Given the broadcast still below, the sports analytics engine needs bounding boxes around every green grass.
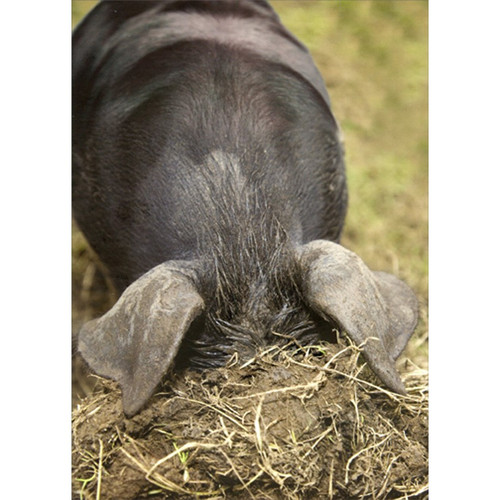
[72,1,97,29]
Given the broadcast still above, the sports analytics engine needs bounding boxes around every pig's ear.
[78,262,204,416]
[299,240,418,394]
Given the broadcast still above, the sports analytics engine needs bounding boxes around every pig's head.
[78,240,418,416]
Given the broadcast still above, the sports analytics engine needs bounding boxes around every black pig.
[73,0,418,416]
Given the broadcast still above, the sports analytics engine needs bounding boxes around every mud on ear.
[299,240,418,394]
[78,262,204,417]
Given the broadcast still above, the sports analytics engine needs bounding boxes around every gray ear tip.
[122,397,143,418]
[77,320,105,374]
[379,367,407,396]
[372,270,420,359]
[391,378,407,396]
[367,352,409,396]
[78,318,98,347]
[377,271,419,307]
[121,382,152,417]
[399,277,420,321]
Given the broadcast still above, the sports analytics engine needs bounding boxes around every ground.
[72,1,428,498]
[73,341,428,499]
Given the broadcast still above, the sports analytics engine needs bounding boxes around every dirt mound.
[72,338,428,499]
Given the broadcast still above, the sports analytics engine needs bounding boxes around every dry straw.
[72,338,428,500]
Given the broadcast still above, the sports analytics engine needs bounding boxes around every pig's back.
[72,1,347,289]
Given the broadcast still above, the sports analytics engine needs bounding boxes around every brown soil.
[73,339,428,500]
